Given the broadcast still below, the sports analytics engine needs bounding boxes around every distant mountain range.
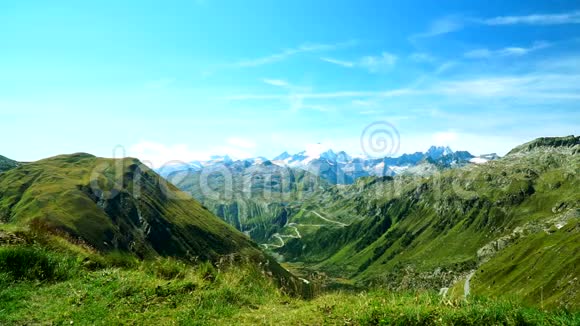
[162,145,499,244]
[159,146,500,185]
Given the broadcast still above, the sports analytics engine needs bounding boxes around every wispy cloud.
[260,79,322,112]
[435,74,580,99]
[482,11,580,25]
[414,11,580,39]
[263,78,290,87]
[225,88,413,101]
[409,52,436,63]
[228,71,580,102]
[129,141,211,167]
[322,52,397,72]
[433,61,456,75]
[464,41,551,59]
[352,99,376,107]
[320,57,354,67]
[360,52,397,72]
[129,139,261,166]
[432,131,459,145]
[233,40,356,67]
[412,16,465,39]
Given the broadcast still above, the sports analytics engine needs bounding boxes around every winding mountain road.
[273,234,285,247]
[288,225,302,238]
[312,211,349,227]
[260,212,346,248]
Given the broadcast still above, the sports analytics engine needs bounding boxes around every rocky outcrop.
[507,135,579,155]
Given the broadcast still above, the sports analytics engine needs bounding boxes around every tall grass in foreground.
[0,246,78,282]
[0,244,577,325]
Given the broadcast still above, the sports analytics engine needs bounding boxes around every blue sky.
[1,0,579,166]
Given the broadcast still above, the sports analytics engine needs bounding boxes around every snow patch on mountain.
[158,145,497,185]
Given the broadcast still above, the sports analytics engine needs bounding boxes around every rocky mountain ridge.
[159,145,493,186]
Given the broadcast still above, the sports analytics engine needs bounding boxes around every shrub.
[198,261,218,282]
[0,246,77,282]
[103,251,139,269]
[145,258,187,280]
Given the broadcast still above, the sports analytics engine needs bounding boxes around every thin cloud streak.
[409,52,437,63]
[233,40,357,67]
[411,16,465,39]
[263,79,290,87]
[225,89,414,101]
[226,72,580,101]
[320,57,355,67]
[464,41,551,58]
[435,74,580,99]
[321,52,398,72]
[414,10,580,39]
[482,11,580,25]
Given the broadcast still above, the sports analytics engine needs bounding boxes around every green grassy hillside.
[0,155,18,173]
[0,153,310,297]
[277,136,579,309]
[1,245,576,325]
[472,218,579,310]
[507,135,579,155]
[0,153,255,259]
[168,162,329,243]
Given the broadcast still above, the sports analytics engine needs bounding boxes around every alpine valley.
[162,136,580,311]
[4,1,580,324]
[0,136,578,325]
[163,146,497,246]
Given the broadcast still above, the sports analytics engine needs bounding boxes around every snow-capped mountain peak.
[336,151,352,163]
[426,146,454,160]
[157,145,484,185]
[319,149,337,161]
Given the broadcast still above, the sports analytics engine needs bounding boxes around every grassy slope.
[0,153,312,297]
[1,245,577,325]
[0,155,18,173]
[278,139,579,309]
[0,153,256,260]
[472,219,579,310]
[508,135,580,155]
